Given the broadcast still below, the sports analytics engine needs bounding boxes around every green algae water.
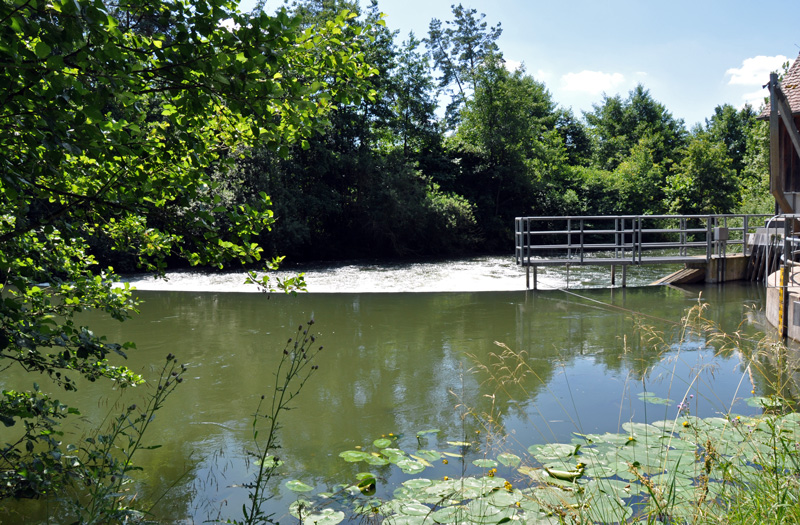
[0,280,783,522]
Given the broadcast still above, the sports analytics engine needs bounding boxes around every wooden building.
[763,52,800,213]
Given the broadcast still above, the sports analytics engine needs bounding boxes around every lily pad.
[402,478,433,490]
[285,479,314,492]
[413,449,441,462]
[373,438,393,448]
[622,422,665,437]
[339,450,371,463]
[397,501,432,516]
[637,392,674,405]
[473,458,498,468]
[396,458,426,474]
[528,442,579,460]
[497,453,521,467]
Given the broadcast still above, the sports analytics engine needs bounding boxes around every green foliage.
[701,104,758,177]
[281,410,800,525]
[0,0,373,504]
[666,138,740,214]
[737,119,773,214]
[66,355,186,524]
[585,84,688,172]
[448,59,571,246]
[425,3,502,126]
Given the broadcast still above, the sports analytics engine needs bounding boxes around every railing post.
[743,215,749,256]
[637,216,643,264]
[567,218,572,260]
[680,217,686,257]
[706,216,712,262]
[580,219,585,264]
[525,218,531,267]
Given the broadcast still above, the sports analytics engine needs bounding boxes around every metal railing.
[515,214,772,267]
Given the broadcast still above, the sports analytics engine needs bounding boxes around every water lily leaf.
[465,499,515,524]
[447,441,471,447]
[396,458,426,474]
[423,479,458,497]
[353,500,383,515]
[473,458,498,468]
[255,455,283,467]
[747,396,783,408]
[528,443,578,460]
[637,392,674,405]
[497,452,521,467]
[588,478,642,498]
[289,499,314,518]
[382,448,407,463]
[397,501,432,516]
[526,485,581,507]
[402,478,433,490]
[622,422,664,437]
[429,506,461,523]
[583,492,632,522]
[373,438,393,448]
[486,488,521,506]
[442,451,463,458]
[339,450,371,463]
[584,432,633,445]
[286,479,314,492]
[383,516,430,525]
[357,475,377,496]
[409,454,434,467]
[413,450,441,462]
[416,428,440,436]
[365,455,390,466]
[302,509,346,525]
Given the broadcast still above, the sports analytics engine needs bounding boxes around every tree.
[702,103,758,177]
[0,0,373,501]
[585,84,688,172]
[425,3,502,127]
[449,59,569,246]
[665,138,739,214]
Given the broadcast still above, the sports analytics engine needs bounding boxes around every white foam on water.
[117,255,671,293]
[117,256,567,293]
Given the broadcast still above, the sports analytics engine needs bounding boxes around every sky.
[244,0,800,128]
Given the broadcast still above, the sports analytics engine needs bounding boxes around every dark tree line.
[157,0,772,265]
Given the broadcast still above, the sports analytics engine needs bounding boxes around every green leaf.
[373,438,392,448]
[34,41,52,59]
[496,453,521,467]
[286,479,314,492]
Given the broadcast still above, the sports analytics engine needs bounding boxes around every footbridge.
[514,214,773,289]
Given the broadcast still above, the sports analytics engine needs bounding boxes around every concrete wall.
[765,269,800,341]
[684,254,750,284]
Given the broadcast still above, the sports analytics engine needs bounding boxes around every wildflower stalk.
[235,320,321,525]
[72,353,186,524]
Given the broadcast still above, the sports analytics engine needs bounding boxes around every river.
[0,257,779,523]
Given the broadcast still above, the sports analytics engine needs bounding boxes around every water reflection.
[0,282,781,522]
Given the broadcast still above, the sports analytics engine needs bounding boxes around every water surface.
[1,265,777,522]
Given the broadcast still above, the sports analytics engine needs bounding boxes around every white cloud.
[561,71,625,95]
[726,55,788,85]
[741,87,769,110]
[504,59,523,72]
[535,69,553,84]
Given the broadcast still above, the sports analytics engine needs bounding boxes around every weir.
[514,214,772,289]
